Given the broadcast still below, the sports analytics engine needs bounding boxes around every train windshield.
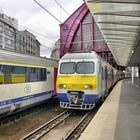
[76,62,94,74]
[60,62,76,74]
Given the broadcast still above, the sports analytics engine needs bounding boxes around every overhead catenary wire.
[13,22,56,51]
[18,22,105,46]
[54,0,69,16]
[59,39,106,45]
[40,45,53,50]
[18,24,55,44]
[33,0,62,24]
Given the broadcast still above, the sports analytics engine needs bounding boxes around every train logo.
[24,85,31,94]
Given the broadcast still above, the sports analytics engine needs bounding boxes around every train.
[0,49,58,118]
[56,51,123,110]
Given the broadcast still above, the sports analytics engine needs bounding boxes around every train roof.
[0,49,58,67]
[61,51,100,60]
[60,51,115,68]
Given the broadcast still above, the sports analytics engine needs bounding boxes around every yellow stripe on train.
[57,75,96,90]
[0,75,4,84]
[0,74,26,84]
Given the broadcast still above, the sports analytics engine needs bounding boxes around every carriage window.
[60,62,76,74]
[76,62,94,74]
[27,67,38,82]
[102,67,105,80]
[27,67,47,82]
[12,66,26,74]
[0,65,47,84]
[0,65,4,74]
[39,68,46,81]
[0,65,4,84]
[11,66,26,83]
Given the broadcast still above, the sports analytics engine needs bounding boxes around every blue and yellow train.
[57,52,122,110]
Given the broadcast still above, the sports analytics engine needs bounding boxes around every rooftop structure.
[0,12,40,56]
[85,0,140,67]
[59,3,124,69]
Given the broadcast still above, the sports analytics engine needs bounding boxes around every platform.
[78,79,140,140]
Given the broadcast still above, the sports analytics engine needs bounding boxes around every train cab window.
[60,62,76,74]
[76,62,94,74]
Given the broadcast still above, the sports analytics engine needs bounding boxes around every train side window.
[1,65,47,84]
[4,65,12,84]
[0,65,4,73]
[102,67,104,80]
[27,67,38,82]
[105,66,108,80]
[12,66,26,74]
[38,68,47,81]
[0,65,12,84]
[11,66,26,83]
[27,67,47,82]
[0,65,4,84]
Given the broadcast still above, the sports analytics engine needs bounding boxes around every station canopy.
[85,0,140,66]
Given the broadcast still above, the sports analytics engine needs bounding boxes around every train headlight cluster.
[84,84,93,89]
[59,84,67,89]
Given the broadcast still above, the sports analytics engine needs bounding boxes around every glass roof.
[86,0,140,66]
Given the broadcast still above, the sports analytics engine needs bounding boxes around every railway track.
[20,90,109,140]
[62,82,118,140]
[0,99,59,128]
[21,110,71,140]
[63,104,102,140]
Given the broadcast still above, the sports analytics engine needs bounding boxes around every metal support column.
[80,23,83,50]
[131,67,135,84]
[138,67,140,87]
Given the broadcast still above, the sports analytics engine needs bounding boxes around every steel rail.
[21,110,71,140]
[0,101,57,128]
[63,106,101,140]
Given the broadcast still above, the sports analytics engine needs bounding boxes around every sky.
[0,0,84,57]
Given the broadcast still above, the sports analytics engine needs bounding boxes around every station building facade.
[58,3,124,69]
[0,12,40,56]
[51,39,60,60]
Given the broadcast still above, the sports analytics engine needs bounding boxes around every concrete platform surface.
[78,79,140,140]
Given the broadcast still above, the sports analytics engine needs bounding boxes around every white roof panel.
[86,0,140,66]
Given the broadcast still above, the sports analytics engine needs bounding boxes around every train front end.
[57,55,98,110]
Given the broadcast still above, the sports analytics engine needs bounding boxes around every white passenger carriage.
[0,49,57,117]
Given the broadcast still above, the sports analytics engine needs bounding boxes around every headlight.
[84,84,93,89]
[59,84,67,89]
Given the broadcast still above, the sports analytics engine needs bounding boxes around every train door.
[54,67,58,96]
